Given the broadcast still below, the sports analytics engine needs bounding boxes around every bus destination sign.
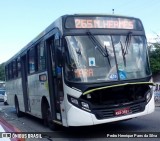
[65,16,142,30]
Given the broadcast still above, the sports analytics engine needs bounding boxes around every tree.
[0,63,5,81]
[149,43,160,74]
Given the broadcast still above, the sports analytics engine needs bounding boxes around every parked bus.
[5,14,155,130]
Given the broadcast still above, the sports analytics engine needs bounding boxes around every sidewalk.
[0,115,25,141]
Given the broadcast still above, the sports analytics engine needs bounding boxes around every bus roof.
[72,13,138,18]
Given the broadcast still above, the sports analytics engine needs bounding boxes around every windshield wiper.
[87,31,111,67]
[120,41,126,67]
[119,32,132,67]
[124,32,132,56]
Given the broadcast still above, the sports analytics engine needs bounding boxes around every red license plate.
[115,108,130,116]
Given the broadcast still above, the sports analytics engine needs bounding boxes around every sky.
[0,0,160,64]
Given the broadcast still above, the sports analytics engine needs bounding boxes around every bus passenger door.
[21,54,30,112]
[46,34,63,123]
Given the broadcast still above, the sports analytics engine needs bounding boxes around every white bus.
[5,14,155,130]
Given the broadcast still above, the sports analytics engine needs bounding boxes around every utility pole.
[112,9,114,14]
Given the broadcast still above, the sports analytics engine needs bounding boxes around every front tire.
[47,109,59,130]
[42,102,59,130]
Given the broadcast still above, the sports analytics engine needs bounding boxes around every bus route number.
[75,19,134,29]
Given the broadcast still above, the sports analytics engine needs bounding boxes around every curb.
[0,117,25,141]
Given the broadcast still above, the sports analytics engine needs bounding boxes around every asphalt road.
[0,102,160,141]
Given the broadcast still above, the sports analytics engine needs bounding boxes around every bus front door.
[21,54,30,112]
[46,35,63,124]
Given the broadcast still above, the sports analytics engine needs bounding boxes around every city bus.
[5,14,155,130]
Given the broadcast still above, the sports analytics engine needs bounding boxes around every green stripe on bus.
[83,82,154,95]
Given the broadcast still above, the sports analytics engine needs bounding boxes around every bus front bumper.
[67,95,155,126]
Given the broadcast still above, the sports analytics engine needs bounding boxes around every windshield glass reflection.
[64,35,151,83]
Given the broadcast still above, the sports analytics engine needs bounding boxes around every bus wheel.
[47,109,59,131]
[15,98,23,117]
[42,103,59,130]
[42,103,48,126]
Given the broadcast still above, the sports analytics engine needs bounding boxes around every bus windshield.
[65,35,151,83]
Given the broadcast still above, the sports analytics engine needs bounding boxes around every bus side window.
[9,63,13,80]
[17,57,21,77]
[28,48,36,74]
[12,60,17,78]
[38,42,46,71]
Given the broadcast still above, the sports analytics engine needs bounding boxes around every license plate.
[115,108,130,116]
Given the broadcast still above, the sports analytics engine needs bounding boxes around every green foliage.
[0,63,5,81]
[149,43,160,74]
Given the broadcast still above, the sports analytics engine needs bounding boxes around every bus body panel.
[147,95,155,114]
[66,94,155,126]
[6,78,25,112]
[67,103,93,126]
[27,71,50,118]
[62,81,155,127]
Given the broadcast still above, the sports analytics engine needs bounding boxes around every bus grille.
[92,102,146,119]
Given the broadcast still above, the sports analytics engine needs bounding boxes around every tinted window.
[38,42,46,71]
[28,48,36,74]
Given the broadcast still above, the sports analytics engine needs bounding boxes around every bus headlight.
[68,95,91,112]
[81,102,89,109]
[70,97,79,105]
[146,91,152,103]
